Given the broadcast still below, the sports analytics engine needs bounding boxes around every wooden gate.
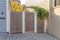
[10,12,44,33]
[37,18,44,33]
[25,12,34,32]
[10,12,22,33]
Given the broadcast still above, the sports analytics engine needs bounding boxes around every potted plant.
[29,6,49,33]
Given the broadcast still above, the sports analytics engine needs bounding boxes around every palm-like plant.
[30,6,48,20]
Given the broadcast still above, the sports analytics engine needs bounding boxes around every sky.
[20,0,26,5]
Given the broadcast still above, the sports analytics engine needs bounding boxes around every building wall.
[25,0,49,10]
[48,6,60,40]
[0,0,6,32]
[47,0,60,39]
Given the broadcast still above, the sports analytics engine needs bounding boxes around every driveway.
[0,33,58,40]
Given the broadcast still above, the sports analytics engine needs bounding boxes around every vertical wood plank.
[10,12,17,33]
[16,13,22,33]
[37,18,44,33]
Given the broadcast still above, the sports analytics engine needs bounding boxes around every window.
[54,0,60,6]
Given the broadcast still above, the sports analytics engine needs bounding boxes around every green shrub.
[30,6,48,20]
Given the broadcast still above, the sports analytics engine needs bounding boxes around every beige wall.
[47,0,60,39]
[25,0,49,10]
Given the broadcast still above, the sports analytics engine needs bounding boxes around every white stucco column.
[20,0,26,33]
[6,0,10,33]
[44,19,47,33]
[22,11,25,33]
[34,13,37,33]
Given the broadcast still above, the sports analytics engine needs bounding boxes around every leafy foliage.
[30,6,48,20]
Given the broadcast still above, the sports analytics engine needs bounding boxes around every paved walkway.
[0,33,58,40]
